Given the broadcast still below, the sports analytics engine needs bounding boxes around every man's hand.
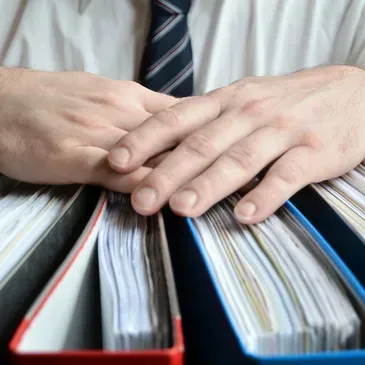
[0,67,176,191]
[108,65,365,223]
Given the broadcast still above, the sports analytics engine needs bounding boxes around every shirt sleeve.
[340,2,365,68]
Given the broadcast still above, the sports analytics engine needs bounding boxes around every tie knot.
[152,0,192,15]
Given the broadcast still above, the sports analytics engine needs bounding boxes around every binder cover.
[9,192,184,365]
[0,184,100,363]
[291,186,365,285]
[169,201,365,365]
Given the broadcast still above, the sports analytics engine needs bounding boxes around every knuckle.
[223,147,256,172]
[206,86,229,102]
[237,81,261,97]
[204,86,232,112]
[300,129,324,150]
[272,113,294,130]
[243,97,274,118]
[181,133,217,159]
[227,81,266,110]
[155,107,186,127]
[204,90,220,105]
[122,130,147,151]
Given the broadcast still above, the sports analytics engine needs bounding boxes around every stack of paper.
[311,163,365,240]
[191,193,361,356]
[98,192,170,351]
[0,176,80,284]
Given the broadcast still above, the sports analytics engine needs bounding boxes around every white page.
[311,163,365,241]
[97,192,170,351]
[0,184,79,284]
[191,192,362,356]
[312,183,365,241]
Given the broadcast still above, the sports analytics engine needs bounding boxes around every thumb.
[69,146,152,192]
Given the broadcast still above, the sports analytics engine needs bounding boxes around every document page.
[191,192,362,356]
[98,192,170,351]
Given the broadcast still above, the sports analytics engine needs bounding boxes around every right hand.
[0,67,177,191]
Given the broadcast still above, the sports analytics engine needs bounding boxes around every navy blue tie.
[140,0,194,97]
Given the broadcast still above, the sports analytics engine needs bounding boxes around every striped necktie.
[140,0,194,97]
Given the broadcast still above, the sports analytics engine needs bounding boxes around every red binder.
[9,192,184,365]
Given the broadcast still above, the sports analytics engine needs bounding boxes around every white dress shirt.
[0,0,365,95]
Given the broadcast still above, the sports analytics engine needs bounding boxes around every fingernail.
[110,147,130,167]
[134,187,158,211]
[235,202,256,221]
[170,190,198,212]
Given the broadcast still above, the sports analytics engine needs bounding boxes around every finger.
[62,107,139,152]
[76,96,152,131]
[67,146,152,192]
[97,107,151,131]
[108,89,229,173]
[84,84,178,126]
[168,127,291,217]
[144,150,171,168]
[237,177,260,194]
[87,126,128,151]
[142,88,180,114]
[233,146,315,224]
[128,111,259,215]
[102,164,152,193]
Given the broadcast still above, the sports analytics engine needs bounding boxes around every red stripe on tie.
[160,61,193,93]
[155,0,180,15]
[147,31,189,76]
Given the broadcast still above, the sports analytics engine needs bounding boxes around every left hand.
[0,68,177,191]
[108,65,365,223]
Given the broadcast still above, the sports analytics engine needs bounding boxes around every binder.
[167,199,365,365]
[3,177,364,365]
[0,184,100,364]
[8,191,184,365]
[291,186,365,284]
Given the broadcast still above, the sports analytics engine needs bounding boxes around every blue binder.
[167,191,365,365]
[291,186,365,284]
